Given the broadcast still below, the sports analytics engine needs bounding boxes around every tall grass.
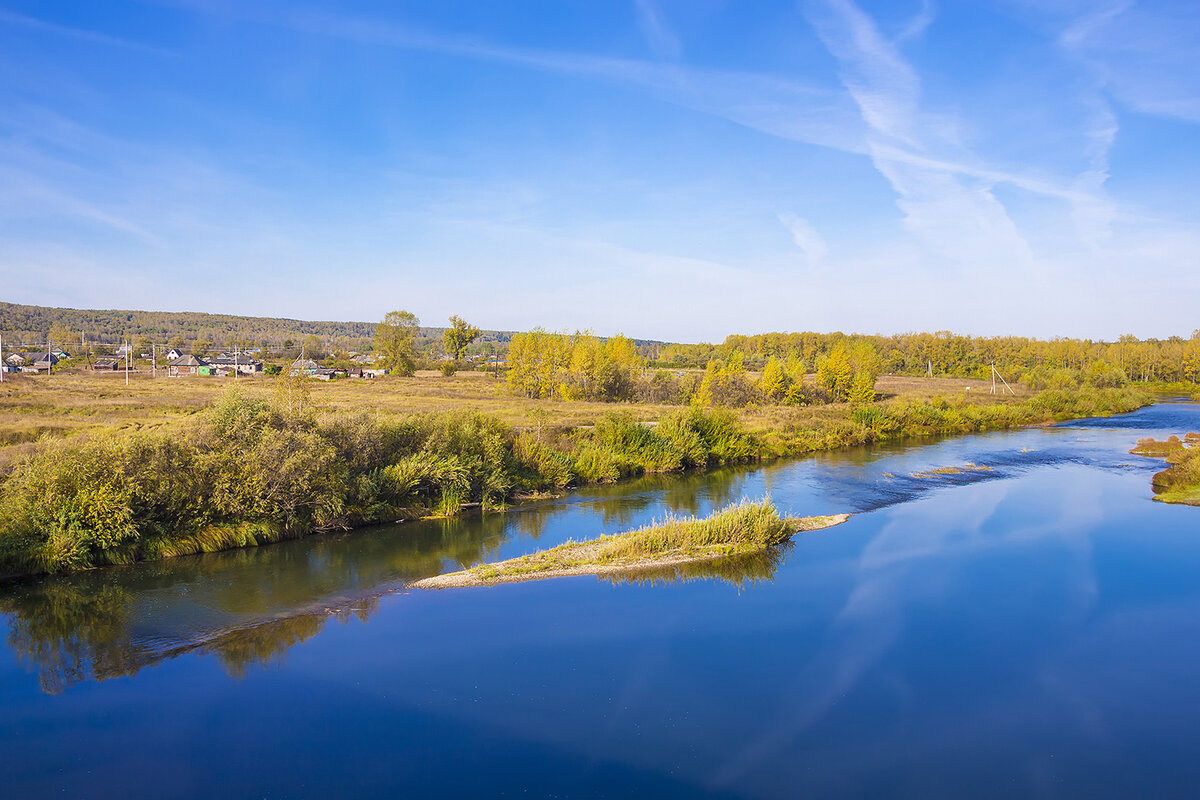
[599,498,791,560]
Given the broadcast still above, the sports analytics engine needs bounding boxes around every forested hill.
[0,302,667,354]
[0,302,382,348]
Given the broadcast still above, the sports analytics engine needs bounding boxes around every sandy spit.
[411,513,851,590]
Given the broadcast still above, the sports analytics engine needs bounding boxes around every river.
[2,401,1198,798]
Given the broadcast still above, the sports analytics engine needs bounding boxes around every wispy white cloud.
[1037,0,1200,122]
[896,0,936,42]
[634,0,682,62]
[805,0,922,148]
[805,0,1041,270]
[777,212,829,266]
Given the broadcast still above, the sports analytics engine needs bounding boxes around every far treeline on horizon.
[2,302,1199,390]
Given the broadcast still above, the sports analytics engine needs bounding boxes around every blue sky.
[1,0,1198,342]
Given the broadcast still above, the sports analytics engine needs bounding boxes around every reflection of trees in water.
[2,581,139,694]
[581,468,750,528]
[212,598,378,678]
[1,580,383,693]
[604,546,787,590]
[508,504,553,541]
[0,509,510,693]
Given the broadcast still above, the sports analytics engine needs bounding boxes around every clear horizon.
[2,1,1198,342]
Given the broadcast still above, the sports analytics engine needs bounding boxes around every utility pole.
[991,363,1015,395]
[1,332,4,383]
[234,345,239,381]
[152,343,156,378]
[125,340,130,386]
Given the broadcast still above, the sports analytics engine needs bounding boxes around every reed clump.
[598,498,794,561]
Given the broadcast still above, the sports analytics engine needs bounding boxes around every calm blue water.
[2,402,1199,798]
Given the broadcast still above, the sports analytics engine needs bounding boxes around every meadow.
[0,368,1035,466]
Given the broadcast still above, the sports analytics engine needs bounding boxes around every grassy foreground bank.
[414,500,849,588]
[0,385,1151,576]
[1131,434,1200,506]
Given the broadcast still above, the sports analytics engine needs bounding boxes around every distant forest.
[0,302,514,356]
[655,330,1200,384]
[0,303,668,360]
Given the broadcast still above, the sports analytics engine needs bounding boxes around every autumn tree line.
[502,326,1200,409]
[655,330,1200,385]
[503,329,881,407]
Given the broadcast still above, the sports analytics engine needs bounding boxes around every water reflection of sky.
[2,402,1200,797]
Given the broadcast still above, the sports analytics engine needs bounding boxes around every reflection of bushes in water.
[0,501,524,692]
[0,569,388,692]
[212,598,378,677]
[580,467,749,528]
[1,581,136,694]
[604,546,787,590]
[509,505,554,541]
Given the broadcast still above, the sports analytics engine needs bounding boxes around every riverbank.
[1131,433,1200,506]
[0,384,1152,576]
[413,501,849,589]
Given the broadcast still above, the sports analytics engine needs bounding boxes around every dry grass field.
[0,367,1033,470]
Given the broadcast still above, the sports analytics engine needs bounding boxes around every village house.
[17,353,58,373]
[208,355,264,374]
[290,358,321,376]
[93,356,122,371]
[167,348,184,360]
[167,354,208,377]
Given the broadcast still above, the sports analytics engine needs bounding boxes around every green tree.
[506,328,568,398]
[47,321,72,352]
[374,311,420,376]
[693,361,720,408]
[849,370,876,405]
[301,335,326,361]
[759,356,788,402]
[816,345,853,401]
[784,352,806,384]
[442,315,481,361]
